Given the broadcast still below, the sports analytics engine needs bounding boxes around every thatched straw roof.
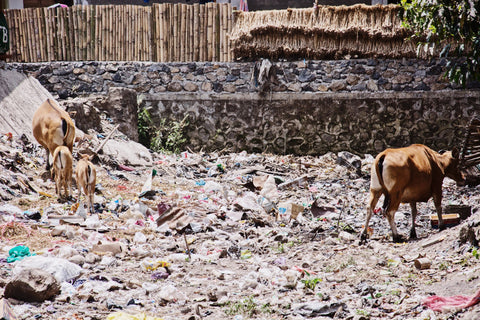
[230,4,417,61]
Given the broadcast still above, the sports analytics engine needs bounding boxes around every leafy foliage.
[401,0,480,86]
[137,107,189,154]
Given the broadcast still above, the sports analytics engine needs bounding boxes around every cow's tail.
[47,99,73,148]
[376,154,390,212]
[61,118,69,144]
[86,164,94,193]
[56,149,64,169]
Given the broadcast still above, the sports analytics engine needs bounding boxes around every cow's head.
[442,147,465,186]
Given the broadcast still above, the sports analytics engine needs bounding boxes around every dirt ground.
[1,132,480,320]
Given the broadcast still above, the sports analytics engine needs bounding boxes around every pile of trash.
[1,130,480,320]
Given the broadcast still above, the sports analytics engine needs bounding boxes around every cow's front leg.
[433,193,445,230]
[409,202,418,239]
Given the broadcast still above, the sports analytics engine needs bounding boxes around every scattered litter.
[1,129,479,318]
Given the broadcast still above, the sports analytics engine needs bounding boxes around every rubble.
[0,129,480,320]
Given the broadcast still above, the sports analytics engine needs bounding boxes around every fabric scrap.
[423,288,480,312]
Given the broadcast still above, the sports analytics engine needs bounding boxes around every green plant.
[389,289,402,297]
[225,296,259,318]
[273,243,285,253]
[439,262,450,271]
[356,309,370,317]
[138,107,189,154]
[401,0,480,86]
[301,275,322,291]
[138,107,155,147]
[473,248,479,259]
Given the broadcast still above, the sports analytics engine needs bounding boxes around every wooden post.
[25,9,33,62]
[109,5,113,61]
[168,3,173,61]
[179,4,185,62]
[200,4,205,61]
[173,4,178,61]
[49,8,55,61]
[159,4,163,61]
[193,4,199,61]
[222,4,228,62]
[94,5,99,60]
[118,5,122,61]
[214,3,219,61]
[126,5,131,61]
[207,3,213,61]
[227,3,232,61]
[102,5,106,61]
[81,5,85,60]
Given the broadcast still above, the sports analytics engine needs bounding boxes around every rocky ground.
[1,124,480,320]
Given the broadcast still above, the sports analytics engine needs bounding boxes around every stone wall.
[7,59,480,155]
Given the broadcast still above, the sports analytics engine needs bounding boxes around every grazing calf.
[75,154,96,214]
[361,144,464,243]
[52,146,73,200]
[32,99,75,170]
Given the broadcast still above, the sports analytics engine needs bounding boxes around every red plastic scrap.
[423,288,480,312]
[118,164,134,171]
[157,203,171,215]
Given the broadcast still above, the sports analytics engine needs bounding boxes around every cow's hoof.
[359,233,369,245]
[409,229,417,239]
[392,234,406,243]
[438,224,446,231]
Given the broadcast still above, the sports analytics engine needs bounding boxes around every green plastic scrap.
[7,245,35,263]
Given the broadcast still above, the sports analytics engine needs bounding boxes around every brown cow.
[361,144,465,243]
[32,99,75,171]
[75,154,96,214]
[52,146,73,200]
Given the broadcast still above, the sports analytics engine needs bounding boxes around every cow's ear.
[451,147,460,159]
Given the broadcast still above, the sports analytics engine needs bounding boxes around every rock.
[392,74,413,84]
[293,301,348,317]
[366,79,378,91]
[95,87,139,141]
[102,139,152,167]
[329,80,346,92]
[287,83,302,92]
[336,151,362,176]
[4,268,60,302]
[13,256,82,283]
[183,82,198,92]
[68,254,86,266]
[92,242,123,255]
[64,98,102,133]
[85,253,101,264]
[346,75,359,85]
[223,83,236,93]
[201,82,213,91]
[167,82,183,92]
[298,69,315,82]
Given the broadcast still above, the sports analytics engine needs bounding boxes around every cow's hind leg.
[385,193,402,242]
[361,189,382,243]
[409,202,418,239]
[45,148,51,171]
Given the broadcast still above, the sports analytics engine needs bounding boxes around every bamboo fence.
[3,3,233,62]
[4,4,417,63]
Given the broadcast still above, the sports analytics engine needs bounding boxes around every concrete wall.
[7,59,480,156]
